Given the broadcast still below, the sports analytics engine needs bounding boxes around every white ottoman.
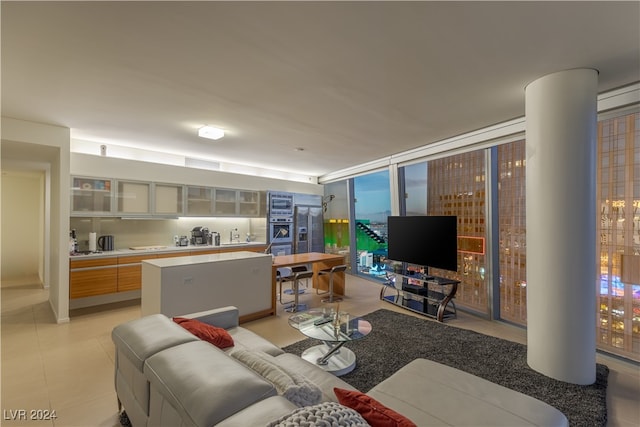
[367,358,569,427]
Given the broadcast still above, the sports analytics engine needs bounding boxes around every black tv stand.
[380,271,460,322]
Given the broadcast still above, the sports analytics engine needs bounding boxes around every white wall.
[1,172,44,282]
[71,153,324,194]
[1,117,71,323]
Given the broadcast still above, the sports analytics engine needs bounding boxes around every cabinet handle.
[70,265,118,272]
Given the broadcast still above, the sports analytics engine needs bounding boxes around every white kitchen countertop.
[142,250,271,268]
[69,242,267,259]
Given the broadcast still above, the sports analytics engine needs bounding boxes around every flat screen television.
[387,215,458,272]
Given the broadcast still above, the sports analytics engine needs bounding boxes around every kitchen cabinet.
[154,183,184,216]
[141,251,272,320]
[189,244,267,255]
[186,186,213,216]
[239,190,261,216]
[117,254,157,292]
[213,188,238,215]
[69,257,118,298]
[70,245,269,304]
[155,252,188,259]
[190,249,219,255]
[72,176,261,218]
[71,177,114,215]
[213,189,261,216]
[117,180,151,215]
[218,244,267,254]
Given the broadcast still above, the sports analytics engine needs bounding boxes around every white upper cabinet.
[185,186,214,216]
[117,180,151,215]
[213,188,238,216]
[154,183,184,216]
[213,189,261,217]
[72,176,260,218]
[238,190,260,216]
[71,177,115,215]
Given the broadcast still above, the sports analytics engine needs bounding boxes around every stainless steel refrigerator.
[294,205,324,254]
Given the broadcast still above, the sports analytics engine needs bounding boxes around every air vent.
[185,158,221,171]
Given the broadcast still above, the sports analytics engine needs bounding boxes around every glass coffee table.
[288,309,372,376]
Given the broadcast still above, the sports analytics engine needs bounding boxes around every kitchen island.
[141,251,273,323]
[68,242,267,309]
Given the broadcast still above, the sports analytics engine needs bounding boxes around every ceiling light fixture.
[198,125,225,140]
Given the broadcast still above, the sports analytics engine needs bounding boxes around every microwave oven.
[268,191,294,217]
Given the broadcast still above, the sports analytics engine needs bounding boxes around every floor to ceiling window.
[403,162,428,215]
[324,107,639,362]
[397,153,489,316]
[497,140,528,325]
[597,111,640,360]
[353,170,391,279]
[323,180,352,271]
[427,151,489,315]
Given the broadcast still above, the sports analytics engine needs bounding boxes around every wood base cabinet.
[117,254,155,292]
[69,258,118,299]
[70,244,268,303]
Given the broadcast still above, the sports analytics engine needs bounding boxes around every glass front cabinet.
[239,190,260,216]
[186,186,214,216]
[116,180,151,215]
[71,177,115,215]
[153,183,184,216]
[213,188,238,215]
[72,176,259,218]
[213,189,261,216]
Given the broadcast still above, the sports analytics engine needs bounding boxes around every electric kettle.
[97,235,114,251]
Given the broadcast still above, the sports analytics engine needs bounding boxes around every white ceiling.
[2,1,639,178]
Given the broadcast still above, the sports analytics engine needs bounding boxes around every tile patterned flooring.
[1,274,638,426]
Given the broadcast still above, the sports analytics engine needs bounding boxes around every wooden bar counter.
[271,253,347,305]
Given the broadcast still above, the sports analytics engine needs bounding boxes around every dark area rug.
[283,308,608,426]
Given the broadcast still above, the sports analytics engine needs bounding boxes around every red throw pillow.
[173,317,234,349]
[334,387,417,427]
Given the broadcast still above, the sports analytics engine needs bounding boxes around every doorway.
[1,166,49,289]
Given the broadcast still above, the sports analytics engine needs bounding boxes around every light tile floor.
[1,274,638,426]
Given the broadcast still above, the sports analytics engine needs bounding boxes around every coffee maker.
[190,226,209,245]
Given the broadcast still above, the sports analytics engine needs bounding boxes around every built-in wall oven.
[268,217,293,255]
[269,217,293,244]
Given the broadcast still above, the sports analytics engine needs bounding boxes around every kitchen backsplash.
[69,217,267,251]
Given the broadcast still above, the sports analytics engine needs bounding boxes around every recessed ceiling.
[2,1,639,177]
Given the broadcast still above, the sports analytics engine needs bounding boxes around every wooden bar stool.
[284,270,314,312]
[318,264,347,303]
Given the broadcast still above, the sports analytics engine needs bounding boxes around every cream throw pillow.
[231,349,322,407]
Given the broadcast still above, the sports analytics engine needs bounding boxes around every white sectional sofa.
[111,306,569,427]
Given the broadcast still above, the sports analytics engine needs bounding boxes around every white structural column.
[525,69,598,385]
